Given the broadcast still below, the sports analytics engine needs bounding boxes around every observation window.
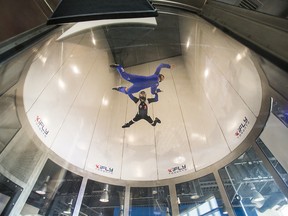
[80,180,125,216]
[130,186,171,216]
[21,159,82,215]
[176,173,227,215]
[219,148,288,216]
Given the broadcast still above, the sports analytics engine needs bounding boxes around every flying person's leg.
[112,86,127,94]
[144,115,161,126]
[110,64,143,83]
[112,83,142,95]
[154,63,171,75]
[110,64,131,81]
[111,65,147,94]
[126,84,144,95]
[122,115,141,128]
[152,117,161,126]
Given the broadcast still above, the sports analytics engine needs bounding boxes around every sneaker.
[122,123,130,128]
[156,89,163,93]
[155,117,161,124]
[112,87,119,91]
[110,63,120,68]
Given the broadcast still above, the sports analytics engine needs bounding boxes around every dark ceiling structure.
[47,0,158,25]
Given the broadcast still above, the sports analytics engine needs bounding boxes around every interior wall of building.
[0,1,288,216]
[0,0,59,43]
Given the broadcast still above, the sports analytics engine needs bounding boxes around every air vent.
[1,139,43,183]
[239,0,262,11]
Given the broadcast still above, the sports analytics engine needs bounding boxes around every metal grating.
[239,0,263,11]
[1,139,43,183]
[0,95,21,153]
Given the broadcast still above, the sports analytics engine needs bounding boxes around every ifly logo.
[35,116,49,137]
[168,164,187,174]
[235,116,249,138]
[96,164,113,174]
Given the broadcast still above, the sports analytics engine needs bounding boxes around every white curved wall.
[23,14,262,181]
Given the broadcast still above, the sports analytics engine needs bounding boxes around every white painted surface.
[23,13,263,180]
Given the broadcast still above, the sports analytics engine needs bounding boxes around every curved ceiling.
[22,10,262,181]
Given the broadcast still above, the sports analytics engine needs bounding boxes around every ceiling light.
[190,193,200,200]
[63,199,73,215]
[189,180,201,200]
[119,205,124,216]
[100,184,109,202]
[36,176,50,195]
[251,189,265,203]
[152,188,158,195]
[250,183,265,203]
[166,207,170,216]
[222,206,228,214]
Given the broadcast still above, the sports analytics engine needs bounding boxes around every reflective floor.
[19,10,263,181]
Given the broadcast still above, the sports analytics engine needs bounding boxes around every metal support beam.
[73,177,88,216]
[124,185,130,216]
[169,183,180,216]
[214,170,236,216]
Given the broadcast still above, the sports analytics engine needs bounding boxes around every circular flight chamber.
[22,9,262,181]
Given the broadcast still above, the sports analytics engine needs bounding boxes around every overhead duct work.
[47,0,158,25]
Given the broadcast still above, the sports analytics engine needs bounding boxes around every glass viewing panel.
[257,138,288,187]
[0,54,29,95]
[130,186,171,216]
[21,159,83,215]
[271,99,288,127]
[176,173,226,216]
[219,147,288,216]
[0,94,21,153]
[0,173,22,215]
[80,180,125,216]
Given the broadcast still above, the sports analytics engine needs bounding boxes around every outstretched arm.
[154,63,171,75]
[147,93,158,104]
[128,94,139,103]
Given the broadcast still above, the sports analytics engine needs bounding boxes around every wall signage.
[235,116,249,138]
[168,164,187,174]
[96,164,114,174]
[35,116,49,137]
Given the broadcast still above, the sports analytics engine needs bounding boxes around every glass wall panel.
[176,173,226,216]
[271,99,288,127]
[0,173,22,215]
[80,180,125,216]
[130,186,171,216]
[21,159,83,215]
[257,138,288,187]
[257,98,288,186]
[0,54,28,95]
[219,147,288,216]
[0,93,21,153]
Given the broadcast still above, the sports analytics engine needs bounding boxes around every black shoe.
[110,63,120,68]
[122,123,130,128]
[112,87,119,91]
[155,117,161,124]
[152,117,161,126]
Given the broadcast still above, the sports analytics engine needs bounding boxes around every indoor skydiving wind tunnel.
[1,0,288,215]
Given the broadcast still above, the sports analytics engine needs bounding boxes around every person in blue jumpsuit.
[122,91,161,128]
[110,63,171,97]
